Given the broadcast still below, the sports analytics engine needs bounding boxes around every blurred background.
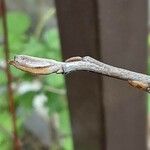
[0,0,149,150]
[0,0,73,149]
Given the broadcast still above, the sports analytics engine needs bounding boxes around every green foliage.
[0,134,11,150]
[46,93,66,115]
[0,71,7,85]
[0,10,73,150]
[0,11,31,35]
[0,111,12,132]
[15,91,36,109]
[59,110,73,150]
[44,74,65,88]
[0,11,31,56]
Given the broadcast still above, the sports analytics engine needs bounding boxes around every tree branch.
[9,55,150,93]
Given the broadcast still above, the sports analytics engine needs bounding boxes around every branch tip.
[10,54,150,93]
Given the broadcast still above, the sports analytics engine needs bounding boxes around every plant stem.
[10,55,150,93]
[0,0,20,149]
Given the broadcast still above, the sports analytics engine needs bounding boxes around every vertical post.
[55,0,105,150]
[98,0,147,150]
[55,0,147,150]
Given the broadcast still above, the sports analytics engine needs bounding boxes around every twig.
[0,0,20,149]
[10,55,150,93]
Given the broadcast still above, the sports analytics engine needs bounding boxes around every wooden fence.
[55,0,147,150]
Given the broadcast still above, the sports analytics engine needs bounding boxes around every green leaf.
[0,71,7,85]
[10,65,25,78]
[8,34,27,54]
[43,28,61,51]
[23,37,47,57]
[0,112,12,149]
[0,11,30,55]
[0,11,31,35]
[0,46,4,58]
[43,28,62,60]
[59,110,72,135]
[44,74,65,88]
[59,110,73,150]
[0,133,11,150]
[46,92,66,115]
[0,92,8,111]
[16,91,35,109]
[0,111,12,132]
[62,137,73,150]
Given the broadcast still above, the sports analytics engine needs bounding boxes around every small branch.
[9,55,150,93]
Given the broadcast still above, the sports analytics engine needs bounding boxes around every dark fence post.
[55,1,105,150]
[55,0,147,150]
[98,1,147,150]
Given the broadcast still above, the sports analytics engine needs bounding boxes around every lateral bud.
[128,80,150,93]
